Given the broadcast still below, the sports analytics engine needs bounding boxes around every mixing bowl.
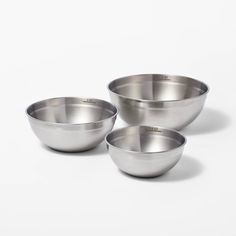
[108,74,209,130]
[26,97,117,152]
[106,126,186,177]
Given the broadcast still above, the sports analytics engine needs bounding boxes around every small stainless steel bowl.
[106,126,186,177]
[26,97,117,152]
[108,74,209,130]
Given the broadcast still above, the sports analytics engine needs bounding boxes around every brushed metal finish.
[106,126,186,177]
[108,74,209,130]
[27,97,117,152]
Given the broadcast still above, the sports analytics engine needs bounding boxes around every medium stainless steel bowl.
[108,74,209,130]
[26,97,117,152]
[106,126,186,177]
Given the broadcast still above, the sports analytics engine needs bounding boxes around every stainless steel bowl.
[26,97,117,152]
[108,74,209,130]
[106,126,186,177]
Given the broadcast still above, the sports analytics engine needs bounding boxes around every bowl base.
[119,169,168,178]
[47,145,98,153]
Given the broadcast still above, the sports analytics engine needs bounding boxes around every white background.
[0,0,235,235]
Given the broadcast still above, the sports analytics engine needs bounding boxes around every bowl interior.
[106,126,185,153]
[27,97,117,124]
[109,74,208,101]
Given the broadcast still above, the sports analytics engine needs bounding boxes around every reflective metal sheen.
[27,97,117,152]
[106,126,186,177]
[108,74,209,130]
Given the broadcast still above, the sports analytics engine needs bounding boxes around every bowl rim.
[26,96,118,127]
[107,73,209,103]
[105,125,187,154]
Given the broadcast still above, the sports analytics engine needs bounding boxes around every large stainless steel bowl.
[108,74,209,130]
[26,97,117,152]
[106,126,186,177]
